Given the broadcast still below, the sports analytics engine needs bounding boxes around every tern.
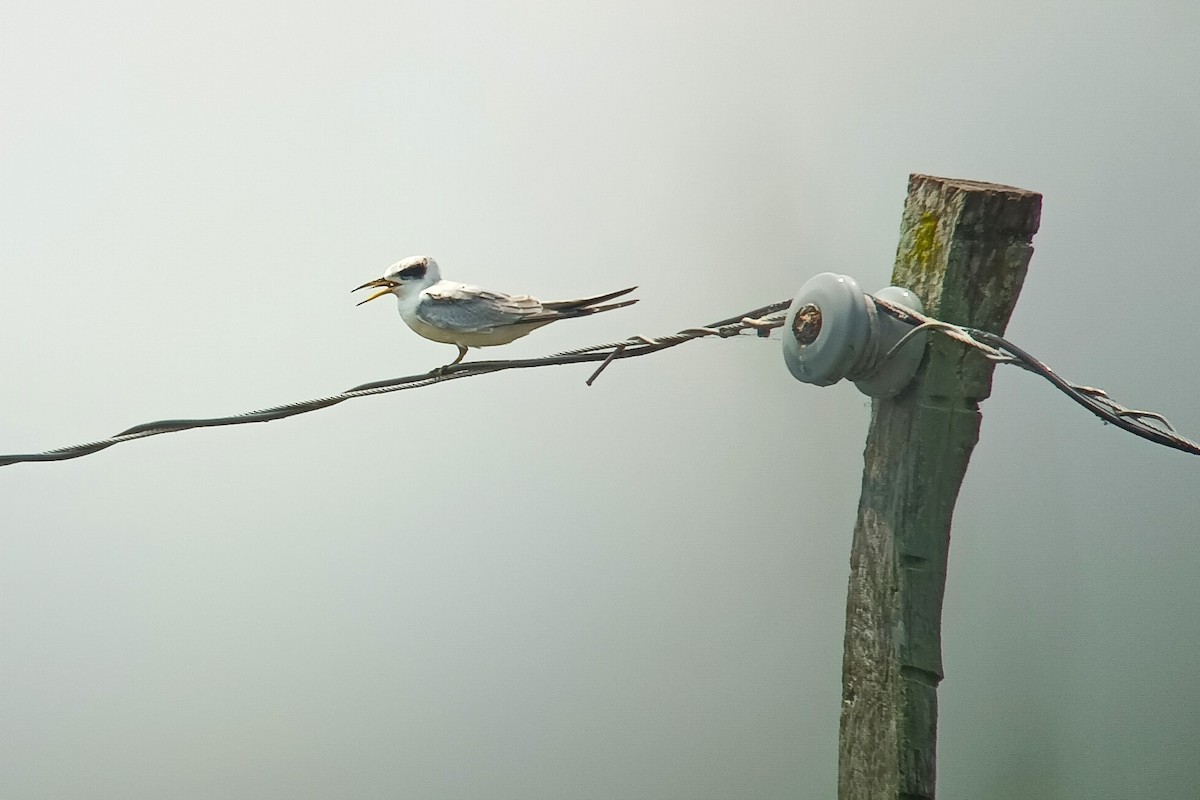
[353,256,638,366]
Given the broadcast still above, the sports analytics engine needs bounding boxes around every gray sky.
[2,2,1198,798]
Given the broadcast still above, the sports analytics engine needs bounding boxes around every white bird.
[352,256,638,366]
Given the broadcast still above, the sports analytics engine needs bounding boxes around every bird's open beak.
[352,278,396,306]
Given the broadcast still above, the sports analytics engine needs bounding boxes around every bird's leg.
[434,345,469,377]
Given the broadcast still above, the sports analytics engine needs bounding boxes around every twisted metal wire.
[3,292,1194,466]
[0,301,791,468]
[871,296,1200,456]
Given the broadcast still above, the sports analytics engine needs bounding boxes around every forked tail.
[531,287,638,321]
[542,286,637,311]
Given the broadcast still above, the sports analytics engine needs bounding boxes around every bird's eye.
[398,265,427,280]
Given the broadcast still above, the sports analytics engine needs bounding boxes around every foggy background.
[2,1,1197,797]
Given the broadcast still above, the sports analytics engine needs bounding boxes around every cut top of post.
[894,174,1042,402]
[897,174,1042,333]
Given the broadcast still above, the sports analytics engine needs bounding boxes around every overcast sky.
[2,2,1198,798]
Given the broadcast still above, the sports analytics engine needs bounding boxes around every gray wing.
[415,284,544,332]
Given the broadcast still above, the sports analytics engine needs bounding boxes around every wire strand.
[3,295,1195,465]
[870,296,1200,456]
[0,302,791,467]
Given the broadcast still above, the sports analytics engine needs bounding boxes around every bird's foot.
[432,345,469,377]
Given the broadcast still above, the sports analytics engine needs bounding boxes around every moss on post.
[838,175,1041,800]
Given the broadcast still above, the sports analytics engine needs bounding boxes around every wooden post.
[838,175,1042,799]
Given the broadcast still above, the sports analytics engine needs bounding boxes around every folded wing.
[416,284,639,332]
[416,285,544,332]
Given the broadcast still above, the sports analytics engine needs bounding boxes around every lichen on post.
[838,175,1042,800]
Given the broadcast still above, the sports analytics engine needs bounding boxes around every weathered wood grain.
[838,175,1041,800]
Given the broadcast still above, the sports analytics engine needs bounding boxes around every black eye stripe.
[397,264,427,280]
